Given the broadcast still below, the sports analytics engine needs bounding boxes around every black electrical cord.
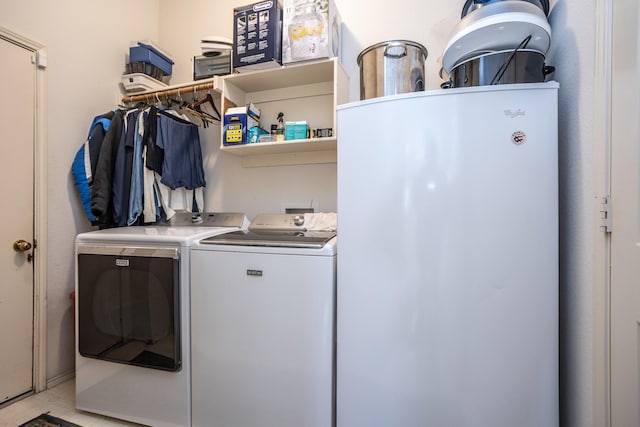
[538,0,549,15]
[461,0,474,18]
[490,35,532,85]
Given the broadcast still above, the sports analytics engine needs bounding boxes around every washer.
[75,212,249,427]
[190,214,337,427]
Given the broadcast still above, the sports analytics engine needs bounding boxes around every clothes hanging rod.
[121,77,219,104]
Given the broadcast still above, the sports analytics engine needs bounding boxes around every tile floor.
[0,380,144,427]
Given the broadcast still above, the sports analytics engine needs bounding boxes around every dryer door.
[77,246,181,371]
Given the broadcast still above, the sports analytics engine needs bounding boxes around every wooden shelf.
[221,136,334,154]
[221,59,336,93]
[222,137,336,167]
[219,58,348,167]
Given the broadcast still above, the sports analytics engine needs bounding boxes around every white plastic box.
[282,0,341,64]
[120,73,167,93]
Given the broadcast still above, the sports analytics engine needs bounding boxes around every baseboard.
[46,370,75,390]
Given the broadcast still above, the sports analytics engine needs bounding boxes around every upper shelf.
[219,58,349,167]
[220,137,337,167]
[221,59,338,93]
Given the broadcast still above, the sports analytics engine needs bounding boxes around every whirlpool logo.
[504,109,526,118]
[115,259,130,267]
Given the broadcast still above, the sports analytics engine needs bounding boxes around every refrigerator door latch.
[599,196,612,233]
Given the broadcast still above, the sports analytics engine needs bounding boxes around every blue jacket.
[71,113,113,223]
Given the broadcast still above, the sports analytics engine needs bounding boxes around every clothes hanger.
[184,106,214,127]
[183,89,219,125]
[162,87,206,127]
[167,89,188,110]
[189,90,221,121]
[176,89,188,107]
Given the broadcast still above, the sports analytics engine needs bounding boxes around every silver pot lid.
[357,40,428,66]
[442,0,551,73]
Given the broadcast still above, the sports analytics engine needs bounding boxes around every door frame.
[600,0,640,425]
[592,0,612,425]
[0,26,48,393]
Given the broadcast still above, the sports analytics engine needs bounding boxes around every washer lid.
[442,0,551,73]
[200,230,337,249]
[75,212,250,245]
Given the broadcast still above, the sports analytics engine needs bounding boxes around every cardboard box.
[282,0,341,64]
[233,1,283,72]
[223,104,261,145]
[285,121,308,140]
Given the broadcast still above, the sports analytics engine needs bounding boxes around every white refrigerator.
[336,82,559,427]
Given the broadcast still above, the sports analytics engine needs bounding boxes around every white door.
[0,35,36,403]
[610,0,640,424]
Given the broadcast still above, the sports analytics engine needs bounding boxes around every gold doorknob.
[13,240,32,252]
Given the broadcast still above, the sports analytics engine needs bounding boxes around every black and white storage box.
[233,0,283,72]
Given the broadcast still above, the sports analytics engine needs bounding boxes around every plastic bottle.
[276,112,285,141]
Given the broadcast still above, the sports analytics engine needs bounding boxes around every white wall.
[0,0,160,383]
[547,1,602,425]
[1,1,602,426]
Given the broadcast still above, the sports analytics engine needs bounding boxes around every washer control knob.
[293,215,305,227]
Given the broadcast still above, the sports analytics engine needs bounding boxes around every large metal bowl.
[446,49,554,88]
[357,40,428,100]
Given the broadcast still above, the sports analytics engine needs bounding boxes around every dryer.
[74,212,249,427]
[190,214,337,427]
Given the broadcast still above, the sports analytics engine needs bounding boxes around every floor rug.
[18,413,83,427]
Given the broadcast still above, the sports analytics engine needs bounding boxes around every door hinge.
[599,196,612,233]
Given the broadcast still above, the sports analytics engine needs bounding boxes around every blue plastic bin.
[129,44,174,75]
